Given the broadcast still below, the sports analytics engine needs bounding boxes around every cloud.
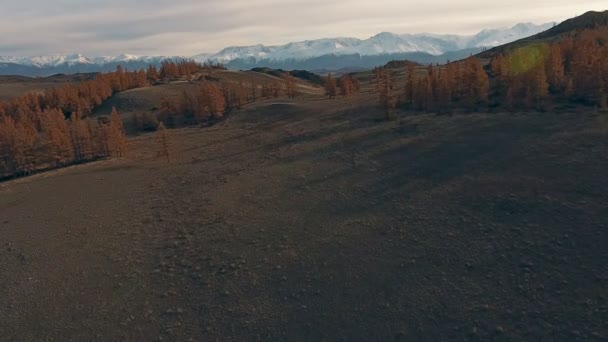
[0,0,605,56]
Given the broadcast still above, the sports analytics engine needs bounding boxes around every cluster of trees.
[373,27,608,115]
[145,59,215,83]
[0,59,206,125]
[490,27,608,109]
[0,58,206,178]
[0,58,214,178]
[339,75,361,98]
[0,66,149,120]
[324,73,361,99]
[155,72,298,129]
[159,83,228,126]
[0,66,153,177]
[375,57,489,114]
[0,107,126,178]
[146,60,203,82]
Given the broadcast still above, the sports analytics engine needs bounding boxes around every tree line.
[0,106,127,178]
[148,72,301,130]
[369,27,608,116]
[146,60,225,82]
[0,59,206,178]
[491,27,608,110]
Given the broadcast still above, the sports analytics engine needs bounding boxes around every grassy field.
[1,72,607,341]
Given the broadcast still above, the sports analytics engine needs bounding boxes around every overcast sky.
[0,0,605,57]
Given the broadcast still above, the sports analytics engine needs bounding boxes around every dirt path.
[1,97,607,341]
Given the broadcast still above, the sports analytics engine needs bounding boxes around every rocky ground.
[1,87,607,340]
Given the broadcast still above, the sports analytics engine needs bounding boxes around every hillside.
[531,10,608,39]
[1,75,607,340]
[479,10,608,57]
[250,68,325,85]
[90,70,321,133]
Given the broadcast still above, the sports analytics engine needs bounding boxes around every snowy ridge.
[196,22,553,63]
[0,54,182,68]
[0,22,553,76]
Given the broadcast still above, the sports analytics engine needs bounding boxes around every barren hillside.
[1,78,606,340]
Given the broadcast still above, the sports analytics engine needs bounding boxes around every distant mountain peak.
[194,22,552,64]
[372,32,399,39]
[0,21,555,76]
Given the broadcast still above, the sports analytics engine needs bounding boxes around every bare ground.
[1,91,607,341]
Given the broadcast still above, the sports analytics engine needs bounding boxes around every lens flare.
[507,43,550,75]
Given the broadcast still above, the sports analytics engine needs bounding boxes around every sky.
[0,0,606,57]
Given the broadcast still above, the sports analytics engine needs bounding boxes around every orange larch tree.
[108,107,127,158]
[324,73,337,99]
[283,72,297,99]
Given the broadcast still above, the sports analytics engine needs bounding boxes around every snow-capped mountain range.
[0,22,553,76]
[0,54,173,68]
[194,22,553,63]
